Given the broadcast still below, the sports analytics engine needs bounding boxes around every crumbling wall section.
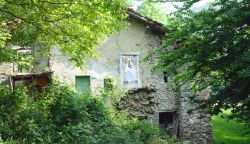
[178,85,213,144]
[117,87,158,121]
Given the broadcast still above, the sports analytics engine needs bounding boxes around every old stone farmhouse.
[0,9,212,143]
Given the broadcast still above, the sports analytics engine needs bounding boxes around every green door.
[75,76,90,93]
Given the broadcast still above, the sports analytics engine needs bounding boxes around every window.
[163,71,168,83]
[159,112,174,125]
[17,63,31,73]
[158,111,178,137]
[75,76,90,93]
[104,78,113,92]
[120,54,141,89]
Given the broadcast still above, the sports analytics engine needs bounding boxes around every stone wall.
[49,19,213,143]
[0,63,12,85]
[50,19,177,114]
[178,85,213,144]
[0,18,213,143]
[117,87,158,121]
[50,18,178,132]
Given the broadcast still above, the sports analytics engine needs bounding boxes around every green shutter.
[75,76,90,93]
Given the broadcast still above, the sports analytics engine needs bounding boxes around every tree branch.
[38,0,75,5]
[0,8,41,30]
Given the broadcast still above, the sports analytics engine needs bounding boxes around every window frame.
[119,53,141,89]
[75,75,91,93]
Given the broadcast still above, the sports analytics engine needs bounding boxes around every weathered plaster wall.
[50,19,213,143]
[0,18,213,143]
[50,19,177,113]
[0,45,14,85]
[0,63,12,85]
[32,43,49,73]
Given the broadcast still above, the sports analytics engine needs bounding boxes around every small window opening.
[159,112,174,124]
[163,72,168,83]
[75,76,90,93]
[17,64,31,73]
[159,111,177,135]
[104,78,113,92]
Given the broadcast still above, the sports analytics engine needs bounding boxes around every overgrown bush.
[0,81,176,144]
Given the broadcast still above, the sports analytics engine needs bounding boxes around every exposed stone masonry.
[178,85,213,144]
[117,87,158,121]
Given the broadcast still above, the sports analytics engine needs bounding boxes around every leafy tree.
[153,0,250,124]
[0,0,127,66]
[137,0,169,24]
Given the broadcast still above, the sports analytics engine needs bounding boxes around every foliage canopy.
[153,0,250,124]
[0,0,127,67]
[137,0,169,24]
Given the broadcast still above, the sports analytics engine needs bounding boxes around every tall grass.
[212,110,250,144]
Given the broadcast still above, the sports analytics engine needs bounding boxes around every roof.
[126,8,167,36]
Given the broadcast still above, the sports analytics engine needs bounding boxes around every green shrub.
[123,120,177,144]
[0,81,176,144]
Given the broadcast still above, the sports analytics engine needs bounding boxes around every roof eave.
[126,8,167,36]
